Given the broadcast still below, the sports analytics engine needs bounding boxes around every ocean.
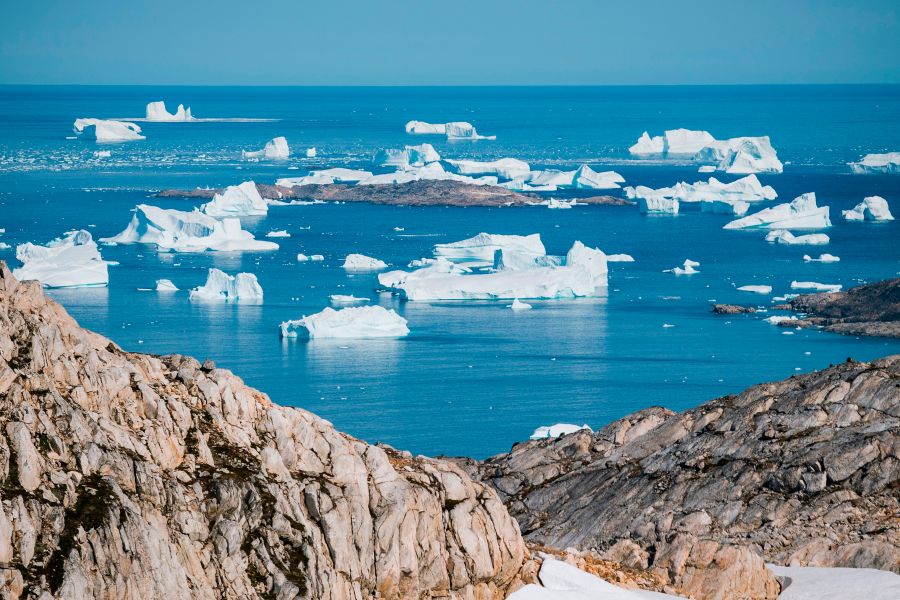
[1,84,898,458]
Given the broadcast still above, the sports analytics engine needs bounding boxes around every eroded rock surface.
[788,278,900,338]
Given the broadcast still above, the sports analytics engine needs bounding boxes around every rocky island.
[784,278,900,338]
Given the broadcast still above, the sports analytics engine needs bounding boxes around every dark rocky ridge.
[786,278,900,338]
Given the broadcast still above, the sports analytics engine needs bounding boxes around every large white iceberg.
[155,279,178,291]
[189,268,263,301]
[737,285,772,294]
[13,230,109,288]
[724,192,830,230]
[445,158,530,180]
[201,181,268,217]
[405,121,447,135]
[524,166,625,191]
[629,129,783,173]
[765,230,830,245]
[242,136,289,159]
[374,143,440,167]
[280,305,409,339]
[626,174,776,205]
[638,196,679,214]
[145,101,194,122]
[530,423,591,440]
[342,253,388,271]
[842,196,893,221]
[849,152,900,174]
[73,118,144,142]
[377,257,470,289]
[405,120,495,140]
[101,204,278,252]
[434,233,546,265]
[790,281,842,293]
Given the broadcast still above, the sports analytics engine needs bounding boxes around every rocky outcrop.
[712,304,756,314]
[462,357,900,599]
[787,278,900,338]
[0,262,529,599]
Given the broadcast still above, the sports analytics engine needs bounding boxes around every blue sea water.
[0,85,898,458]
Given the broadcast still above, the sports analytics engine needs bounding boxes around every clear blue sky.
[1,0,898,85]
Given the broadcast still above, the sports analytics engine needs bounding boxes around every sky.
[1,0,898,86]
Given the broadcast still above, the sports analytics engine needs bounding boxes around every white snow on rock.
[201,181,268,217]
[530,424,591,440]
[737,285,772,294]
[790,281,842,293]
[242,136,289,160]
[724,193,830,230]
[13,230,108,288]
[342,253,388,271]
[101,204,278,252]
[73,118,144,142]
[803,253,840,263]
[266,230,291,238]
[509,557,684,599]
[509,298,532,311]
[155,279,178,291]
[145,101,194,122]
[280,305,409,339]
[849,152,900,174]
[768,564,900,600]
[434,233,546,265]
[189,268,263,302]
[446,158,531,180]
[842,196,894,221]
[765,230,830,245]
[629,129,783,174]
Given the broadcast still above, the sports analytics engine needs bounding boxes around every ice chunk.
[101,204,278,252]
[434,233,546,264]
[266,230,291,238]
[664,129,718,157]
[509,298,532,311]
[305,147,316,157]
[530,424,591,440]
[606,254,635,262]
[445,121,495,140]
[445,158,530,180]
[790,281,842,292]
[94,150,111,158]
[145,101,193,122]
[405,120,447,135]
[803,253,840,263]
[572,165,625,189]
[842,196,894,221]
[357,172,419,185]
[765,315,797,325]
[629,130,783,173]
[189,268,263,301]
[737,285,772,294]
[698,165,716,173]
[242,136,289,160]
[73,118,144,142]
[297,253,324,262]
[665,259,699,275]
[13,230,108,288]
[849,152,900,174]
[395,266,598,301]
[378,257,470,288]
[201,181,268,217]
[329,294,369,304]
[155,279,178,291]
[701,199,750,216]
[309,168,373,183]
[545,198,576,209]
[724,192,830,230]
[629,175,776,204]
[280,305,409,339]
[374,143,440,168]
[765,230,830,245]
[638,197,679,214]
[768,564,900,600]
[628,131,665,156]
[342,253,388,271]
[565,241,608,286]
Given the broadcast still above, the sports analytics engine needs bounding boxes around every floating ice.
[405,121,447,135]
[102,204,278,252]
[189,268,263,301]
[765,315,798,325]
[357,172,419,186]
[509,298,532,311]
[544,198,575,209]
[638,196,679,214]
[607,254,635,262]
[405,120,495,140]
[94,150,111,158]
[266,230,291,238]
[280,305,409,339]
[329,294,369,304]
[446,158,531,180]
[565,241,609,286]
[155,279,178,291]
[724,193,830,230]
[297,253,325,262]
[627,175,776,205]
[803,253,840,263]
[374,143,440,167]
[13,230,108,288]
[790,281,842,293]
[665,259,699,275]
[530,424,591,440]
[849,152,900,174]
[842,196,894,221]
[73,118,144,142]
[145,101,194,122]
[434,233,546,265]
[242,136,289,160]
[306,147,316,157]
[629,129,783,173]
[342,253,388,271]
[737,285,772,294]
[700,199,749,216]
[628,131,666,156]
[765,230,830,245]
[526,166,625,191]
[201,181,268,217]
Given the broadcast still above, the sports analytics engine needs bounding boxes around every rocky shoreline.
[784,278,900,338]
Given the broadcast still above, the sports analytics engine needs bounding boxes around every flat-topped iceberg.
[13,230,108,288]
[842,196,893,221]
[374,143,440,167]
[849,152,900,174]
[102,204,278,252]
[201,181,268,217]
[405,120,495,140]
[155,279,178,291]
[765,230,830,245]
[803,253,840,263]
[145,101,193,122]
[530,423,591,440]
[638,196,679,214]
[524,166,625,191]
[724,192,830,230]
[629,129,783,174]
[405,121,447,135]
[790,280,842,293]
[266,230,290,238]
[737,285,772,294]
[434,233,546,265]
[190,268,263,302]
[377,257,470,289]
[280,305,409,339]
[73,118,144,142]
[242,136,289,159]
[445,158,530,180]
[276,168,374,187]
[342,253,388,271]
[626,174,776,204]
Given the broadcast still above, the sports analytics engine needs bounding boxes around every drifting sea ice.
[790,281,842,293]
[329,295,369,304]
[373,143,440,167]
[530,424,591,440]
[841,196,894,221]
[342,253,388,271]
[201,181,268,217]
[626,175,776,204]
[509,298,532,311]
[638,196,679,214]
[665,259,700,275]
[628,129,783,174]
[724,193,830,230]
[445,158,531,180]
[404,120,447,135]
[848,152,900,174]
[765,230,830,245]
[73,118,145,142]
[434,233,546,265]
[145,101,194,122]
[803,253,840,263]
[280,305,409,339]
[155,279,178,291]
[297,254,325,262]
[737,285,773,294]
[13,230,109,288]
[189,268,263,301]
[306,147,317,157]
[242,136,289,159]
[405,120,495,139]
[266,230,291,238]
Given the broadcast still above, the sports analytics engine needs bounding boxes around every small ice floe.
[93,150,111,158]
[737,285,773,294]
[765,315,797,325]
[842,196,894,222]
[329,294,369,304]
[0,243,9,250]
[790,281,842,293]
[298,253,325,262]
[305,147,316,157]
[145,101,194,122]
[73,118,144,142]
[766,230,830,245]
[189,268,263,302]
[280,305,409,339]
[13,230,109,288]
[544,198,576,209]
[725,192,830,230]
[606,254,635,262]
[508,298,532,311]
[803,253,840,263]
[393,227,405,232]
[266,230,291,238]
[772,293,799,302]
[665,259,700,275]
[155,279,178,292]
[405,120,496,140]
[242,136,289,159]
[848,152,900,174]
[529,423,591,440]
[662,323,675,328]
[201,181,268,217]
[342,253,388,271]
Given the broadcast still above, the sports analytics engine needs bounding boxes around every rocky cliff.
[461,357,900,599]
[786,278,900,338]
[0,262,529,599]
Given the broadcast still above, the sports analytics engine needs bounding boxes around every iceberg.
[724,193,830,230]
[638,196,679,214]
[434,233,546,265]
[266,230,291,238]
[627,174,776,205]
[445,158,530,180]
[329,294,369,304]
[629,129,783,173]
[242,136,289,160]
[405,120,495,140]
[101,204,278,252]
[716,137,783,174]
[155,279,178,291]
[73,118,144,142]
[145,101,193,122]
[305,147,316,157]
[545,198,576,209]
[405,120,447,135]
[765,230,830,245]
[307,168,373,183]
[842,196,894,221]
[628,131,666,156]
[663,128,718,157]
[530,424,591,440]
[201,181,268,217]
[790,281,842,293]
[280,305,409,339]
[665,259,699,275]
[765,315,798,325]
[357,172,419,186]
[526,166,624,190]
[13,230,108,288]
[342,253,388,271]
[378,258,469,289]
[607,254,635,262]
[565,241,609,286]
[737,285,772,294]
[509,298,532,311]
[849,152,900,174]
[297,254,324,262]
[374,143,440,167]
[572,165,625,189]
[803,253,840,263]
[700,199,749,216]
[189,268,263,302]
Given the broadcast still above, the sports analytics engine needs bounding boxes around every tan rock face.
[0,263,528,599]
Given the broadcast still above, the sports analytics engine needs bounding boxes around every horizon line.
[1,82,899,88]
